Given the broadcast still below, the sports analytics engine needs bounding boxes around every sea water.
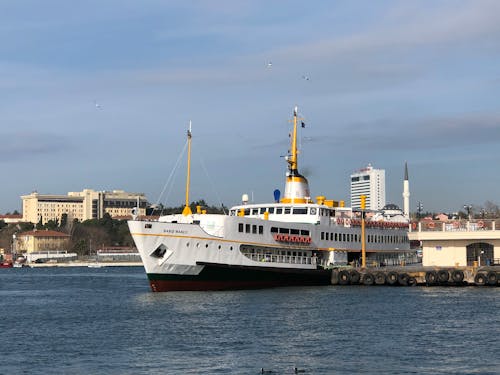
[0,267,498,374]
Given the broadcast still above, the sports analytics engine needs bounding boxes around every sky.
[1,0,500,214]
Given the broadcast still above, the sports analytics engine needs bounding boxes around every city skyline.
[1,1,500,214]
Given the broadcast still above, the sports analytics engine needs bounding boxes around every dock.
[331,266,500,286]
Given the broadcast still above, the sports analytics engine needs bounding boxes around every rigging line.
[198,155,227,214]
[154,140,188,211]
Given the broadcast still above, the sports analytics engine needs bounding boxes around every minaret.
[403,161,410,219]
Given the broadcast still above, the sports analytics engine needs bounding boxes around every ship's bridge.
[229,203,354,224]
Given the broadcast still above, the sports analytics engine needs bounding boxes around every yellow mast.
[289,106,299,171]
[360,195,366,268]
[182,121,193,216]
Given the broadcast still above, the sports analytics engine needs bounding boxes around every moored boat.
[128,107,411,292]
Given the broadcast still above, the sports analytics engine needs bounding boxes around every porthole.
[218,245,221,250]
[186,242,190,247]
[196,243,200,248]
[230,246,233,251]
[310,208,316,215]
[205,244,209,248]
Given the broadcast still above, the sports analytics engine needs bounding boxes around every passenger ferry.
[128,107,411,291]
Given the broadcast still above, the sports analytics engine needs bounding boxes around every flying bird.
[301,75,310,81]
[94,100,102,110]
[267,62,273,68]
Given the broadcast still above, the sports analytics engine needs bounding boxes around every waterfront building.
[15,229,70,253]
[408,219,500,267]
[21,189,148,224]
[0,214,23,224]
[350,164,386,210]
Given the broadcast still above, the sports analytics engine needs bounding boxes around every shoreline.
[26,261,143,268]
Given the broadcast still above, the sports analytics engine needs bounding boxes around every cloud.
[0,131,71,162]
[314,112,500,153]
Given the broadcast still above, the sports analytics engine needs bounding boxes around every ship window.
[271,227,278,233]
[252,225,257,234]
[238,223,243,232]
[279,228,289,234]
[245,224,250,233]
[321,232,324,240]
[244,209,250,215]
[218,245,221,249]
[300,230,309,236]
[284,208,291,214]
[276,208,283,214]
[290,229,299,235]
[251,209,258,215]
[206,244,209,248]
[268,207,275,214]
[259,226,263,234]
[293,208,307,214]
[145,223,152,229]
[325,232,329,241]
[342,234,346,242]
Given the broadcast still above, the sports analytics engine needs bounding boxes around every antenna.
[182,121,193,216]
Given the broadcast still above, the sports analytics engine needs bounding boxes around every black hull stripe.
[147,262,331,292]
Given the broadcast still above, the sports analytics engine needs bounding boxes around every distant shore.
[27,261,143,268]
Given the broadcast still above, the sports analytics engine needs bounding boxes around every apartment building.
[21,189,148,224]
[350,164,386,210]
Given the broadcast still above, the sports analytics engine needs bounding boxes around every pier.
[331,265,499,287]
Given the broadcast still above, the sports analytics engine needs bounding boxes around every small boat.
[128,107,411,292]
[0,261,13,269]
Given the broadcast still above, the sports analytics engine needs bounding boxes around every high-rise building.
[21,189,148,224]
[350,164,386,210]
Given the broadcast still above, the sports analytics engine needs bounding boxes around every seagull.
[301,75,310,81]
[94,100,102,109]
[267,62,273,68]
[294,367,306,373]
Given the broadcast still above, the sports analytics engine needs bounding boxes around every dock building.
[350,164,386,210]
[21,189,148,224]
[408,219,500,267]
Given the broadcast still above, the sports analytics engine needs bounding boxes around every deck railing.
[411,219,498,232]
[242,252,316,266]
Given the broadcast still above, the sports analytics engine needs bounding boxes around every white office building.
[350,164,386,210]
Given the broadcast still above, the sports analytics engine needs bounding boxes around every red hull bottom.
[149,279,329,292]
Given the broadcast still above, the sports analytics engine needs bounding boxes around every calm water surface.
[0,267,498,374]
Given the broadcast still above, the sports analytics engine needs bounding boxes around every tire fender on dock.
[374,272,386,285]
[338,270,351,285]
[407,276,417,286]
[451,269,464,283]
[425,271,438,285]
[362,273,375,285]
[398,273,409,286]
[349,270,361,284]
[486,271,498,286]
[474,273,487,286]
[438,270,449,283]
[387,271,398,286]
